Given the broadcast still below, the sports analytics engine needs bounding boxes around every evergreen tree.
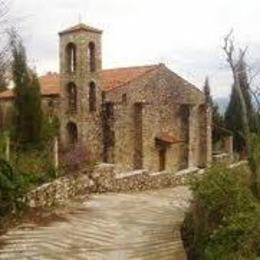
[11,39,42,148]
[225,55,256,152]
[237,56,257,129]
[0,67,7,93]
[204,77,213,106]
[203,77,224,144]
[27,73,42,144]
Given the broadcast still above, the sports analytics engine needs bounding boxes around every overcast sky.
[8,0,260,97]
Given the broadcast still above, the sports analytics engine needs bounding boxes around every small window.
[88,42,96,72]
[122,93,127,104]
[89,82,96,112]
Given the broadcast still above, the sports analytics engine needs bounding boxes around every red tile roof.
[102,65,159,91]
[39,73,60,96]
[0,73,60,100]
[0,65,160,100]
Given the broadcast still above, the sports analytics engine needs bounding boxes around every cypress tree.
[28,73,42,144]
[204,77,213,106]
[203,77,224,144]
[12,39,42,148]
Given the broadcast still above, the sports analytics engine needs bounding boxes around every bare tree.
[248,69,260,115]
[0,0,12,91]
[223,30,251,154]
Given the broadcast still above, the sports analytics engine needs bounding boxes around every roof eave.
[59,27,103,36]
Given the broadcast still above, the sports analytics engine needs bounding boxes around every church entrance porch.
[155,132,183,172]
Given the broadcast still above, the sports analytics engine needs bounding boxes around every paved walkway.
[0,186,191,260]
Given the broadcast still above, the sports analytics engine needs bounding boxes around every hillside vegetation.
[182,163,260,259]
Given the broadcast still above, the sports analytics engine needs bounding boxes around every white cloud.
[9,0,260,98]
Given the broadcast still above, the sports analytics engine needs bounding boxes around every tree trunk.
[233,69,250,155]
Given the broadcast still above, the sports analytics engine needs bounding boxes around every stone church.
[0,23,212,173]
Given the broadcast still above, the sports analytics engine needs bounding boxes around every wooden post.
[53,137,59,176]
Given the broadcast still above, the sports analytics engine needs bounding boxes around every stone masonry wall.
[105,65,210,173]
[59,28,103,161]
[25,163,200,208]
[25,174,94,208]
[90,164,200,193]
[25,160,246,208]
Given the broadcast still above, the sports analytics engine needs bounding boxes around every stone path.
[0,186,191,260]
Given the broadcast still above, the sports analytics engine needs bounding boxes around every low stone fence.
[90,164,201,193]
[25,174,94,208]
[25,164,201,208]
[27,161,245,208]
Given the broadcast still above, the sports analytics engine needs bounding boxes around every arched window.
[66,121,78,145]
[89,81,96,112]
[67,82,77,113]
[66,43,77,73]
[88,42,96,72]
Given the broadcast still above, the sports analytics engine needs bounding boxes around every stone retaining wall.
[25,174,94,208]
[28,162,229,208]
[26,163,201,208]
[90,164,201,193]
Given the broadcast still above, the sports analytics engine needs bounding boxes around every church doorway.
[155,132,180,172]
[159,146,166,171]
[66,121,78,146]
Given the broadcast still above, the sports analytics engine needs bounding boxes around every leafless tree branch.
[223,30,251,154]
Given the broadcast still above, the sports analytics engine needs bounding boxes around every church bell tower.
[59,23,103,160]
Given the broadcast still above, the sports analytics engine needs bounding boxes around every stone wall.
[59,26,103,161]
[105,65,211,173]
[25,163,201,208]
[25,174,94,208]
[90,163,200,193]
[25,161,246,209]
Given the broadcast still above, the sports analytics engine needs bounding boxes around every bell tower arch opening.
[88,42,96,72]
[65,43,77,73]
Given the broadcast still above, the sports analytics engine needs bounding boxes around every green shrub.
[248,133,260,198]
[11,148,56,185]
[183,164,260,260]
[0,131,9,159]
[0,159,29,217]
[40,115,60,146]
[0,147,58,227]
